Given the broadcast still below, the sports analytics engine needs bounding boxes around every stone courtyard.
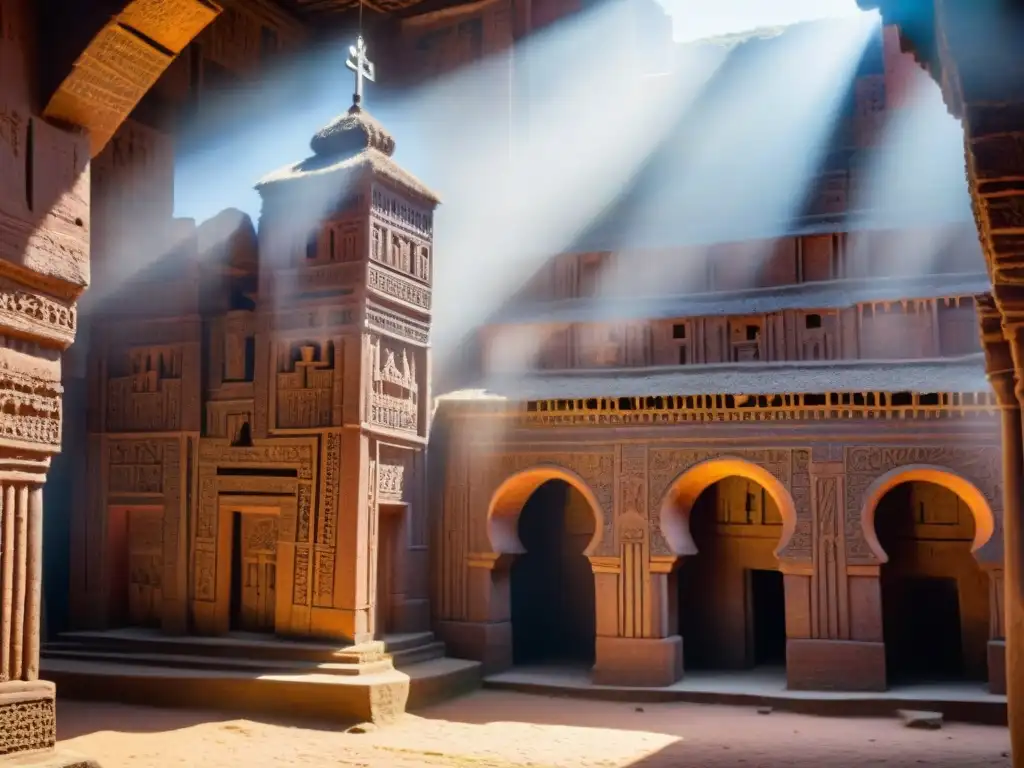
[57,690,1010,768]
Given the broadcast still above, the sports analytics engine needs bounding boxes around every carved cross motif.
[346,35,376,107]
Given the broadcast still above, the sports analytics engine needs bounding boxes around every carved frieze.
[367,264,431,311]
[843,445,1002,564]
[0,277,76,347]
[197,441,314,480]
[279,262,361,297]
[365,301,429,345]
[372,184,433,238]
[0,356,62,449]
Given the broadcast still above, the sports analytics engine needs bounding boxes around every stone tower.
[253,86,439,643]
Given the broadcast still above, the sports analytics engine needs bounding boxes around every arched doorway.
[660,458,796,673]
[676,475,788,670]
[507,479,597,666]
[874,479,989,683]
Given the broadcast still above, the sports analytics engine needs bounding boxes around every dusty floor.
[57,690,1011,768]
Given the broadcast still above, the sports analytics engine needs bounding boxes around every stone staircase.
[41,628,480,722]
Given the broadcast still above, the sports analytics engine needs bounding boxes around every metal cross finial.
[346,35,376,108]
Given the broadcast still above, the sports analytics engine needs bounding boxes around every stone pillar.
[785,450,886,691]
[0,19,92,756]
[591,553,683,688]
[0,483,62,759]
[456,555,513,673]
[994,327,1024,753]
[988,567,1007,695]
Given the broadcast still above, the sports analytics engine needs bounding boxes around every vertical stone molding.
[0,483,55,757]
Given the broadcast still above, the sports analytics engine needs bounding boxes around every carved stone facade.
[429,21,1009,696]
[433,400,1005,691]
[69,103,437,655]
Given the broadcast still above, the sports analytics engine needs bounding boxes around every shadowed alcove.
[875,480,989,684]
[676,475,788,670]
[509,480,597,666]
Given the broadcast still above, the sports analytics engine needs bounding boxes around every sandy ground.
[57,690,1011,768]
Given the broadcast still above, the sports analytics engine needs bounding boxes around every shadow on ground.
[57,689,1012,768]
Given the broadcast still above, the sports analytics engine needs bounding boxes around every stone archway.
[859,464,997,565]
[486,466,604,667]
[487,465,605,557]
[658,456,798,671]
[860,464,997,685]
[42,0,221,157]
[657,456,799,559]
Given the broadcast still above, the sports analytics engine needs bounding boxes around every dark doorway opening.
[510,480,596,666]
[750,569,787,666]
[876,480,987,683]
[884,575,964,682]
[229,512,243,631]
[677,477,787,670]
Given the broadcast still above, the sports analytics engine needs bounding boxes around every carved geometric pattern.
[779,448,812,561]
[844,445,1002,565]
[0,695,56,756]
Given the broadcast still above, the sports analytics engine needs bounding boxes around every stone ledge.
[44,660,412,726]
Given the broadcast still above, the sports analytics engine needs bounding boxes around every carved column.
[0,7,91,755]
[592,444,682,688]
[989,307,1024,745]
[786,446,886,692]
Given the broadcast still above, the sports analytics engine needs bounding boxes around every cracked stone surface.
[56,691,1011,767]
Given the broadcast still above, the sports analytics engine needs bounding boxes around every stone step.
[49,630,387,665]
[40,648,393,676]
[380,632,439,654]
[389,641,447,668]
[40,655,482,723]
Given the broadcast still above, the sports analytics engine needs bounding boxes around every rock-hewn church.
[1,0,1024,765]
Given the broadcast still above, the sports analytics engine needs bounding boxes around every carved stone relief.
[105,344,183,432]
[0,349,62,450]
[368,335,418,433]
[617,444,647,547]
[108,440,164,495]
[274,339,335,430]
[779,448,812,561]
[0,696,55,756]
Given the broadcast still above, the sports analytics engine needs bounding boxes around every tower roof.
[255,105,439,204]
[311,104,396,158]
